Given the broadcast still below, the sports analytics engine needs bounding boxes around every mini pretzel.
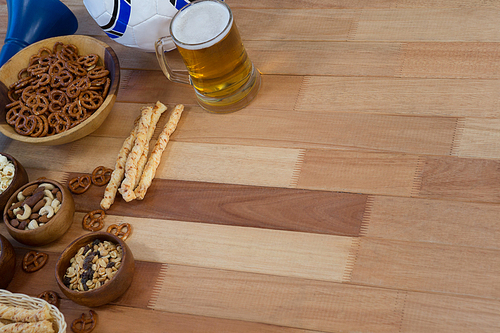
[71,310,97,333]
[78,54,99,67]
[15,114,36,135]
[79,90,103,110]
[68,175,92,194]
[91,166,113,186]
[107,223,132,241]
[82,209,105,231]
[25,94,49,115]
[22,251,48,272]
[37,290,60,308]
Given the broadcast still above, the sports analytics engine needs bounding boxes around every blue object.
[0,0,78,66]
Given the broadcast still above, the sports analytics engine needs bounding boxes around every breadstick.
[134,101,168,188]
[134,104,184,200]
[119,106,153,202]
[0,304,52,323]
[100,116,141,210]
[0,320,54,333]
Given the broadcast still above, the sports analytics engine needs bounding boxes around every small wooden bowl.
[0,234,16,288]
[55,232,135,307]
[0,153,29,212]
[3,179,75,246]
[0,35,120,145]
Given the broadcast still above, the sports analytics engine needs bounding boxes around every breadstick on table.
[0,320,54,333]
[100,116,141,210]
[0,304,52,323]
[119,106,153,202]
[134,104,184,200]
[134,101,168,188]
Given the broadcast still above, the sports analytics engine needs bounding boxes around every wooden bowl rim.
[55,231,133,297]
[3,179,69,234]
[0,35,119,144]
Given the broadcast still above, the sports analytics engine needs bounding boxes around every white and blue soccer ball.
[83,0,194,52]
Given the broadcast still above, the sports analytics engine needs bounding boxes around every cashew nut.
[51,199,61,213]
[17,191,25,202]
[39,183,55,190]
[28,219,39,230]
[13,207,22,215]
[43,189,54,200]
[43,197,53,207]
[39,206,54,218]
[16,204,31,220]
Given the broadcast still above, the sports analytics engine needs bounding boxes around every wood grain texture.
[453,118,500,159]
[365,196,500,250]
[350,237,500,299]
[0,213,357,282]
[417,156,500,203]
[151,264,406,333]
[69,176,368,237]
[297,150,422,196]
[296,77,500,118]
[174,107,458,155]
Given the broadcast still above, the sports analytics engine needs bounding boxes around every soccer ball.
[83,0,195,52]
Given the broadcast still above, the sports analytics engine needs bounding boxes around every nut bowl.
[55,232,135,307]
[0,233,16,288]
[3,179,75,246]
[0,152,29,212]
[0,289,67,333]
[0,35,120,145]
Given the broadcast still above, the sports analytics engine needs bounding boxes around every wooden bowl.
[55,232,135,307]
[0,153,29,212]
[0,35,120,145]
[0,234,16,288]
[3,179,75,246]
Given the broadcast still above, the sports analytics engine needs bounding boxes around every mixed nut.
[63,239,123,292]
[6,182,62,230]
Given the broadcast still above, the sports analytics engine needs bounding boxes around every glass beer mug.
[155,0,261,113]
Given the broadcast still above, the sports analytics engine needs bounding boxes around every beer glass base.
[195,68,261,114]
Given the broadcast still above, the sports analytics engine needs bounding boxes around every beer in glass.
[155,0,261,113]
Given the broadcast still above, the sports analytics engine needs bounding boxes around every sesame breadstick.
[0,320,54,333]
[134,101,168,188]
[134,104,184,200]
[100,116,140,210]
[0,304,52,323]
[119,106,153,202]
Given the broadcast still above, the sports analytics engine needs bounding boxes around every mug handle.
[155,36,191,85]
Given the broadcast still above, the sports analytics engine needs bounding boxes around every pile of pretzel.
[5,42,110,137]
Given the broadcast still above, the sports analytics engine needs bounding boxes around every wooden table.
[1,0,500,332]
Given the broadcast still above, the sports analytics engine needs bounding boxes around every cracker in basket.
[0,319,54,333]
[118,105,153,202]
[0,304,52,323]
[100,116,141,210]
[134,104,184,200]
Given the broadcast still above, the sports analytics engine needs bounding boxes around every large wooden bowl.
[3,179,75,246]
[0,35,120,145]
[55,232,135,307]
[0,153,29,212]
[0,234,16,288]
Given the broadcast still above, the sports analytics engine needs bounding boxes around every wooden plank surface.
[1,0,500,332]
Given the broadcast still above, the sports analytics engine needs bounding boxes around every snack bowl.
[0,152,29,211]
[0,34,120,145]
[55,232,135,307]
[0,289,67,333]
[3,179,75,246]
[0,233,16,288]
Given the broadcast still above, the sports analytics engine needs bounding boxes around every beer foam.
[171,1,232,50]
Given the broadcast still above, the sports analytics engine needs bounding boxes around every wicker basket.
[0,289,67,332]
